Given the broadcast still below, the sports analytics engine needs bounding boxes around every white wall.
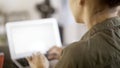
[63,23,87,45]
[0,0,45,19]
[0,0,62,20]
[60,0,75,26]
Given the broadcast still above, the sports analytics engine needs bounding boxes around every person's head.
[69,0,120,29]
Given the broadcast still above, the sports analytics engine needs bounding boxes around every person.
[26,0,120,68]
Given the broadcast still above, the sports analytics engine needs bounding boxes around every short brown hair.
[101,0,120,8]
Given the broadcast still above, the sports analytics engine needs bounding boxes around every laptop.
[6,18,62,68]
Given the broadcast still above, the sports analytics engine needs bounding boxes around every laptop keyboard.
[16,58,29,67]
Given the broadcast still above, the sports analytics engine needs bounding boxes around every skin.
[69,0,119,29]
[26,0,120,68]
[26,53,49,68]
[26,46,62,68]
[46,46,62,60]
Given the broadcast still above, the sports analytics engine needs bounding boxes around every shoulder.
[63,31,109,55]
[63,40,89,56]
[60,32,112,66]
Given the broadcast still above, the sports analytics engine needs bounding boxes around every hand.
[46,46,63,60]
[26,53,49,68]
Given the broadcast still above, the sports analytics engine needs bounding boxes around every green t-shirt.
[55,17,120,68]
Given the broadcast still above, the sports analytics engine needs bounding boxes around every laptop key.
[16,58,29,67]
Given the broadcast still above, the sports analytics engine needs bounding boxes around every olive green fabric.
[55,17,120,68]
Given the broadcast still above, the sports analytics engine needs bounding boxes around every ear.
[80,0,85,6]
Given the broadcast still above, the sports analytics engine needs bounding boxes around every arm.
[55,47,77,68]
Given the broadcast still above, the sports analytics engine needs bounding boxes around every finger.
[36,52,41,57]
[26,56,32,62]
[37,52,47,62]
[32,53,36,58]
[37,52,45,60]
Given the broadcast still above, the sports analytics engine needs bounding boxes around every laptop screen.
[12,23,58,54]
[6,19,62,59]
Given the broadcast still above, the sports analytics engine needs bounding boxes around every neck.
[84,8,118,29]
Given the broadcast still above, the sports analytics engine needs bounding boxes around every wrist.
[36,65,44,68]
[31,65,44,68]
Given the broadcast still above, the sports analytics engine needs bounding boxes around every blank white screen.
[11,23,58,54]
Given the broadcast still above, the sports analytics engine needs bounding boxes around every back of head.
[101,0,120,8]
[85,0,120,17]
[69,0,120,23]
[87,0,120,11]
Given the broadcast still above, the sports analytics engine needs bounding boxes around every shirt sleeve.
[55,47,77,68]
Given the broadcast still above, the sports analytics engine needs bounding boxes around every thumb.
[26,56,32,63]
